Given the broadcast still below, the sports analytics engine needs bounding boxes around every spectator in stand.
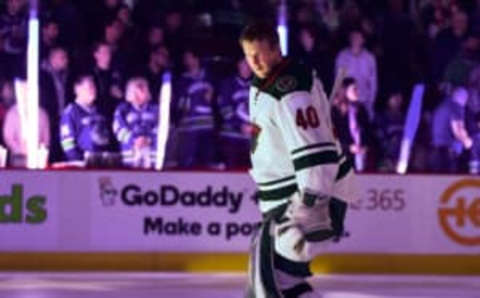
[331,77,372,172]
[378,0,415,105]
[113,77,158,168]
[0,79,13,146]
[102,0,123,21]
[91,42,124,121]
[147,25,165,51]
[60,74,112,162]
[0,34,11,79]
[0,103,5,147]
[116,4,136,46]
[48,0,84,50]
[41,47,71,119]
[3,79,50,167]
[211,0,247,38]
[103,17,126,58]
[335,28,377,120]
[420,0,451,40]
[431,87,473,173]
[375,91,405,171]
[136,24,165,66]
[293,25,333,94]
[443,35,480,87]
[0,78,15,109]
[217,57,251,169]
[0,0,27,56]
[337,0,363,38]
[431,10,470,82]
[427,6,450,40]
[143,45,170,102]
[40,19,60,60]
[466,100,480,174]
[315,0,339,32]
[163,9,187,70]
[467,61,480,118]
[41,46,72,163]
[174,48,217,169]
[117,4,133,29]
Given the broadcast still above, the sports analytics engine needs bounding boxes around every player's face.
[241,39,282,79]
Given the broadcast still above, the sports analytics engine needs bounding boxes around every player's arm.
[273,91,340,200]
[60,110,83,161]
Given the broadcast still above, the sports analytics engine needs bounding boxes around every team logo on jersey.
[275,76,297,93]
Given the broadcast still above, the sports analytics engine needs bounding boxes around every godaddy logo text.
[121,184,243,214]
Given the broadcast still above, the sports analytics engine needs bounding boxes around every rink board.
[0,170,479,273]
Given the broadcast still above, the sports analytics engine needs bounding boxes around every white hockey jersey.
[249,59,356,213]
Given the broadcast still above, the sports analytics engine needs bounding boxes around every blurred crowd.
[0,0,479,174]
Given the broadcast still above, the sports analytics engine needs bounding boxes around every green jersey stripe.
[258,184,298,201]
[291,142,336,155]
[258,175,296,187]
[336,156,354,181]
[293,150,338,171]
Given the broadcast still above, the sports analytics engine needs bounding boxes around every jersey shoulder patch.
[265,61,313,101]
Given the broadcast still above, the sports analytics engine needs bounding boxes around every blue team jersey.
[175,69,216,132]
[218,75,250,139]
[113,101,159,152]
[60,102,112,161]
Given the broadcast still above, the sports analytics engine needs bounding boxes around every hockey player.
[60,74,112,161]
[113,77,158,168]
[240,22,356,297]
[218,57,252,169]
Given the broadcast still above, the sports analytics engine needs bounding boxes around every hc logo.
[438,179,480,246]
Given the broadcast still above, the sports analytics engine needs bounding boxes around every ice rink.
[0,272,478,298]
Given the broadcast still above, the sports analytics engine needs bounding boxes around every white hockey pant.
[247,193,333,298]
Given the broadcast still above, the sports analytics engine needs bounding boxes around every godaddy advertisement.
[0,170,478,254]
[91,173,262,251]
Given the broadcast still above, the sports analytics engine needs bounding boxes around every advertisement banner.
[0,170,478,254]
[89,172,261,251]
